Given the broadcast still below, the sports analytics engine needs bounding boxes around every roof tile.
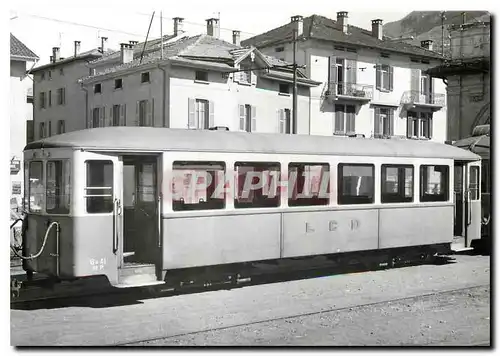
[242,15,444,59]
[10,34,38,60]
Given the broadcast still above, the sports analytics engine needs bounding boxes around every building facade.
[31,42,113,140]
[10,34,39,208]
[242,13,448,142]
[79,19,320,134]
[426,20,490,142]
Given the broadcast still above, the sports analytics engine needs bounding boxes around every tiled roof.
[89,34,178,65]
[10,34,38,60]
[81,34,297,82]
[31,48,113,73]
[241,15,444,59]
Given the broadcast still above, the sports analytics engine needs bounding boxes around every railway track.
[116,284,490,346]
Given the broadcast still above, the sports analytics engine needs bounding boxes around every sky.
[7,0,415,68]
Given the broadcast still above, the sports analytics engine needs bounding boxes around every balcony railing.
[401,91,446,107]
[324,82,374,101]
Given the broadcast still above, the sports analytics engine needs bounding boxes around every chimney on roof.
[173,17,184,36]
[372,19,383,40]
[232,30,241,46]
[120,43,134,64]
[421,40,434,51]
[291,15,304,37]
[129,40,139,47]
[206,18,220,38]
[337,12,348,34]
[49,55,53,63]
[100,37,108,53]
[74,41,81,57]
[52,47,60,63]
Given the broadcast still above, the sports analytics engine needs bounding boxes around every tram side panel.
[281,209,379,258]
[162,213,281,269]
[378,205,454,249]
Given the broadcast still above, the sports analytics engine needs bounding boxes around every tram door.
[453,161,482,250]
[121,155,161,269]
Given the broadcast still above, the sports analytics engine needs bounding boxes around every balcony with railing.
[400,91,446,111]
[322,82,374,102]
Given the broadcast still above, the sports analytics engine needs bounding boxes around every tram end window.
[469,166,480,201]
[28,161,45,213]
[234,162,281,209]
[381,164,414,203]
[288,163,330,207]
[172,161,226,211]
[338,163,374,205]
[46,160,71,214]
[85,160,114,213]
[420,165,449,202]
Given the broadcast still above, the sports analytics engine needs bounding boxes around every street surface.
[11,254,490,346]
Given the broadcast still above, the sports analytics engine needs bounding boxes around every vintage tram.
[19,127,482,288]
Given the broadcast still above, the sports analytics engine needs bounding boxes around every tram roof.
[25,127,481,161]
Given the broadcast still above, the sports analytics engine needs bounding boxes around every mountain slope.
[383,11,490,56]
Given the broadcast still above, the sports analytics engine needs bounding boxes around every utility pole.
[440,11,446,55]
[461,11,466,25]
[291,15,303,135]
[292,27,298,135]
[160,11,163,59]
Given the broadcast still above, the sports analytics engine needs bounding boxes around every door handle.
[467,190,472,226]
[113,198,121,254]
[157,195,162,248]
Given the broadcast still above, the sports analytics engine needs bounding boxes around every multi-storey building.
[10,34,38,208]
[242,13,448,142]
[31,42,114,140]
[79,18,320,134]
[426,20,490,141]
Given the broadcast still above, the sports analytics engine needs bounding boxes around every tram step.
[118,263,158,287]
[451,236,473,252]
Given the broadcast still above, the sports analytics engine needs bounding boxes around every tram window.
[420,165,449,202]
[46,160,70,214]
[85,160,114,213]
[381,165,413,203]
[470,166,480,201]
[172,161,225,211]
[288,163,329,206]
[338,164,374,205]
[28,161,44,213]
[235,162,280,208]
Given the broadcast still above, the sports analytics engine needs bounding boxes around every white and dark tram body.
[22,128,482,288]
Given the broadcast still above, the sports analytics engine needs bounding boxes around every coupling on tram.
[18,127,483,288]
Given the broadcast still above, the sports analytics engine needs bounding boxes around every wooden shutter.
[334,105,344,135]
[346,105,355,135]
[411,69,420,93]
[108,107,113,127]
[328,55,337,93]
[87,109,92,129]
[209,101,215,128]
[375,65,381,90]
[277,109,284,133]
[239,105,245,131]
[146,99,153,127]
[62,88,66,105]
[374,107,381,137]
[99,107,105,127]
[406,115,413,138]
[428,115,433,139]
[251,106,257,132]
[188,98,196,129]
[136,101,140,126]
[389,108,394,136]
[346,59,357,88]
[389,66,394,91]
[120,104,126,126]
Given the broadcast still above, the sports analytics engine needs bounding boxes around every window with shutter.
[208,101,215,128]
[239,105,246,131]
[112,105,120,126]
[251,106,257,132]
[277,109,284,133]
[374,107,381,137]
[334,104,345,135]
[120,104,126,126]
[328,56,337,93]
[346,105,356,135]
[375,65,381,90]
[188,98,195,129]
